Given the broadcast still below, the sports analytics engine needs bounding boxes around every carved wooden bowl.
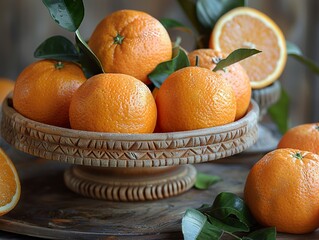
[1,97,259,201]
[252,80,281,119]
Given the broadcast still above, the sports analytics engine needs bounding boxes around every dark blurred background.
[1,0,318,127]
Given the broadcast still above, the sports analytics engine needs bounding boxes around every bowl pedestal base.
[64,164,197,201]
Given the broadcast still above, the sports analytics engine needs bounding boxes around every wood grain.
[0,154,317,239]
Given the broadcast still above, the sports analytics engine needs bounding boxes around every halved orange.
[0,148,21,216]
[209,7,287,89]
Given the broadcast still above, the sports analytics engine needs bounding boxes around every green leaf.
[75,30,104,78]
[207,215,249,233]
[42,0,84,32]
[196,204,211,214]
[34,35,80,61]
[287,41,319,75]
[148,46,190,88]
[286,41,302,55]
[213,48,261,72]
[196,0,246,30]
[268,87,290,134]
[177,0,207,35]
[242,227,276,240]
[194,172,221,190]
[182,209,223,240]
[210,192,256,229]
[160,18,193,34]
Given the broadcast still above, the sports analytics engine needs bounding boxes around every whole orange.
[13,60,86,127]
[0,78,15,104]
[156,66,236,132]
[277,123,319,154]
[88,9,172,84]
[244,148,319,234]
[69,73,157,133]
[188,49,251,120]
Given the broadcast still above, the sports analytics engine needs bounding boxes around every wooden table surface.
[0,139,319,239]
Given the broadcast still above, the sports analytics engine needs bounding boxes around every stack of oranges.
[12,9,260,134]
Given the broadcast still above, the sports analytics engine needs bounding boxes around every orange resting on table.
[209,7,287,89]
[188,48,251,120]
[0,78,15,104]
[277,123,319,154]
[156,66,236,132]
[69,73,157,134]
[244,148,319,234]
[12,60,86,128]
[0,148,21,216]
[88,9,172,84]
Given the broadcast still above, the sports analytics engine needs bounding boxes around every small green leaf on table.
[34,35,80,62]
[194,172,221,190]
[210,192,256,229]
[242,227,276,240]
[42,0,84,32]
[182,209,223,240]
[287,41,319,74]
[148,46,190,88]
[160,18,193,34]
[75,30,104,78]
[196,0,247,30]
[208,215,250,233]
[182,192,276,240]
[268,87,290,134]
[213,48,261,72]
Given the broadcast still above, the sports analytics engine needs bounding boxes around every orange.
[0,78,15,105]
[13,60,86,127]
[156,66,236,132]
[88,9,172,84]
[244,148,319,234]
[69,73,157,133]
[210,7,287,89]
[0,148,21,216]
[277,123,319,154]
[188,49,251,120]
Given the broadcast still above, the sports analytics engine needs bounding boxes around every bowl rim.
[2,97,259,141]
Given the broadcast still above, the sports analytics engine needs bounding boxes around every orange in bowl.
[188,49,251,120]
[69,73,157,134]
[156,66,236,132]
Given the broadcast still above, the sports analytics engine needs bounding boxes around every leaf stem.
[114,33,124,44]
[195,55,199,67]
[55,61,64,69]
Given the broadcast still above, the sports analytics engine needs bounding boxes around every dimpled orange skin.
[188,49,251,120]
[277,123,319,155]
[88,9,172,84]
[12,60,86,127]
[69,73,157,134]
[244,148,319,234]
[156,66,236,132]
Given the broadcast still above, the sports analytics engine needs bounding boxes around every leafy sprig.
[182,192,276,240]
[37,0,103,78]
